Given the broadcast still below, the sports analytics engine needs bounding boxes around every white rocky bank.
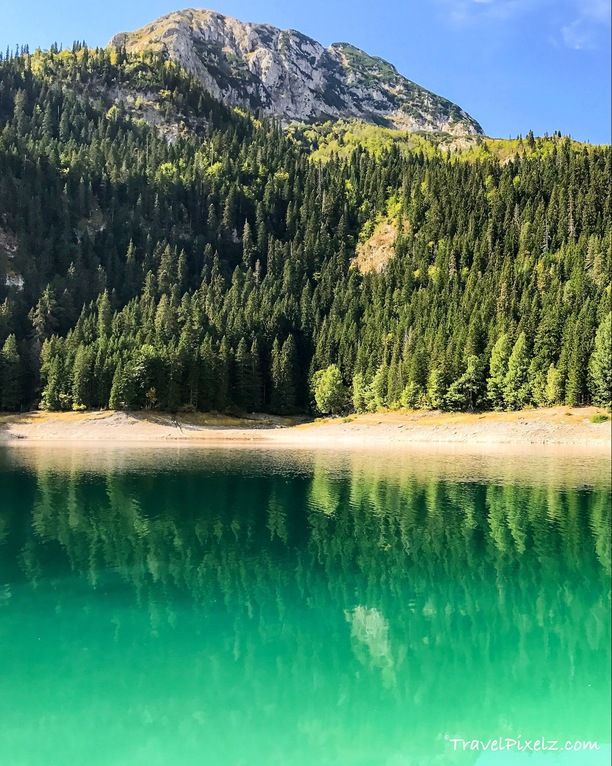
[111,8,482,135]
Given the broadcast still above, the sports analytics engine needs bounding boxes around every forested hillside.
[0,45,610,414]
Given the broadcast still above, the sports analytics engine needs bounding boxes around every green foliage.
[311,364,348,415]
[445,356,485,412]
[503,333,531,411]
[0,46,608,416]
[590,413,610,424]
[399,381,423,410]
[426,365,447,410]
[270,336,297,415]
[352,372,369,413]
[293,120,594,166]
[369,365,388,411]
[544,365,564,407]
[71,345,95,409]
[109,362,127,410]
[487,334,511,410]
[0,334,21,410]
[588,314,612,408]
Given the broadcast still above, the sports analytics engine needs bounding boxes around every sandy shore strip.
[0,407,610,453]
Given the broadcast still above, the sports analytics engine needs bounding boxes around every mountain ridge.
[110,8,483,135]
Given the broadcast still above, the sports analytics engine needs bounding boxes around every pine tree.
[565,306,594,406]
[369,364,388,410]
[234,338,251,410]
[198,336,217,411]
[503,332,530,410]
[426,365,446,410]
[271,336,297,414]
[249,338,263,412]
[352,372,368,413]
[0,335,22,411]
[544,364,563,406]
[487,333,511,410]
[97,291,112,339]
[445,355,485,412]
[242,221,256,269]
[71,344,94,409]
[165,347,182,412]
[40,337,66,411]
[399,381,422,409]
[270,338,282,412]
[109,363,127,410]
[215,338,231,411]
[588,314,611,407]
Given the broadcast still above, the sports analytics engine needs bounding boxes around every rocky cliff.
[111,8,482,135]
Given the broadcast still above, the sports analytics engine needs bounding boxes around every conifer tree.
[249,338,263,411]
[40,338,65,411]
[0,335,21,411]
[215,338,231,411]
[399,381,422,409]
[426,365,447,410]
[97,291,112,339]
[71,345,94,409]
[109,363,126,411]
[234,338,251,410]
[198,337,217,411]
[352,372,368,413]
[270,338,282,413]
[370,364,388,410]
[242,221,256,269]
[588,314,611,407]
[565,307,594,406]
[503,333,530,410]
[445,355,485,412]
[271,336,298,414]
[544,364,563,406]
[487,333,511,410]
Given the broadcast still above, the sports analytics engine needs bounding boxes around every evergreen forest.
[0,45,610,415]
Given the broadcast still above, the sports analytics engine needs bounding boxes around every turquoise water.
[0,447,610,766]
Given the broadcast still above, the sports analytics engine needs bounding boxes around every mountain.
[110,8,482,135]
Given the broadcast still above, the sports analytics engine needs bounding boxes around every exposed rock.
[111,8,482,135]
[0,226,23,290]
[106,85,205,143]
[0,227,18,260]
[353,218,398,274]
[4,273,24,290]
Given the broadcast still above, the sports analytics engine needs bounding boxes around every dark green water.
[0,447,610,766]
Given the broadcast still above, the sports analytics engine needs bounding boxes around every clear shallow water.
[0,447,610,766]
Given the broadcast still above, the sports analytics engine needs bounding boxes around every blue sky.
[2,0,611,142]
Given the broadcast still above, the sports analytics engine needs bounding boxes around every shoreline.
[0,407,610,455]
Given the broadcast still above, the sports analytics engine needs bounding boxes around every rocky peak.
[111,8,482,135]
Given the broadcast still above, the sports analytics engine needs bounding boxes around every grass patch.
[590,413,610,424]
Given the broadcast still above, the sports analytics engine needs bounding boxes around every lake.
[0,446,610,766]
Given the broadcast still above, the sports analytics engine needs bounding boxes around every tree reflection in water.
[0,448,609,765]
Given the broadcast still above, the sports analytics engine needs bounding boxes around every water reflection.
[0,447,609,765]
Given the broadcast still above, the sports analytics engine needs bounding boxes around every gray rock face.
[110,9,482,135]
